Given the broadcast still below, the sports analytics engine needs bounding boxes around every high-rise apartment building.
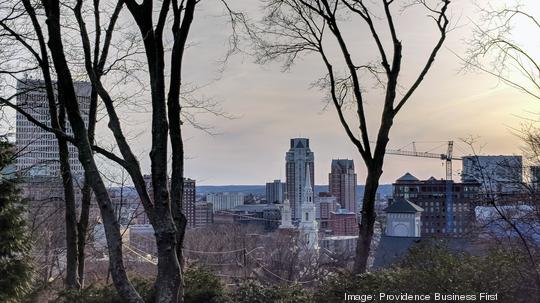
[285,138,314,222]
[329,159,357,213]
[16,79,91,178]
[183,178,196,228]
[266,179,286,203]
[142,175,197,227]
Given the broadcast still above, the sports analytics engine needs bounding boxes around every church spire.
[299,163,318,251]
[304,163,312,192]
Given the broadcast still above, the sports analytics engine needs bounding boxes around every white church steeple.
[299,164,318,250]
[279,192,294,229]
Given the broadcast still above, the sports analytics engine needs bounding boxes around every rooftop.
[385,198,423,214]
[396,172,419,182]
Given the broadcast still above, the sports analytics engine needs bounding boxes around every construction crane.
[386,141,462,234]
[386,141,460,181]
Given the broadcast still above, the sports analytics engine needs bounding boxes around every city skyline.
[3,1,537,186]
[174,0,540,185]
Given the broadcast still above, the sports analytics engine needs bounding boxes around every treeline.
[43,244,536,303]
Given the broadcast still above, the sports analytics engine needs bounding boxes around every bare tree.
[462,136,540,294]
[255,0,450,273]
[462,3,540,290]
[464,2,539,100]
[0,0,143,290]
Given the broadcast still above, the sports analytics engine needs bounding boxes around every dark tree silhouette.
[0,140,32,302]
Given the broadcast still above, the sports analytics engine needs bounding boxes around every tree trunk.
[77,76,98,288]
[77,177,92,286]
[42,1,142,301]
[154,226,182,303]
[354,105,394,274]
[353,167,381,273]
[58,135,80,289]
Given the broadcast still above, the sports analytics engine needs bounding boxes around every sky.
[105,0,540,186]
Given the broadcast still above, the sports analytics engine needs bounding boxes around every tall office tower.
[183,178,196,228]
[329,159,357,213]
[16,79,91,178]
[266,179,286,203]
[285,138,314,222]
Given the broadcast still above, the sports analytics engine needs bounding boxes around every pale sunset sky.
[104,0,540,185]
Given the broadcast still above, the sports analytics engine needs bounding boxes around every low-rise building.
[227,204,281,232]
[320,235,358,255]
[207,192,245,212]
[329,208,358,236]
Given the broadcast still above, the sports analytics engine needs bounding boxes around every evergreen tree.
[0,140,32,302]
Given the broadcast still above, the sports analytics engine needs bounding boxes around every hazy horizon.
[174,0,540,186]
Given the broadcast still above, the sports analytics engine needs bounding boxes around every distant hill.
[196,184,393,199]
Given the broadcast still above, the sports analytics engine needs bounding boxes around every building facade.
[315,192,338,230]
[286,138,315,222]
[194,202,213,228]
[139,175,197,227]
[329,159,357,213]
[329,208,358,236]
[16,79,91,178]
[279,193,294,229]
[183,178,196,227]
[384,198,423,237]
[393,172,481,237]
[227,204,281,232]
[461,155,522,194]
[266,179,286,204]
[207,192,245,212]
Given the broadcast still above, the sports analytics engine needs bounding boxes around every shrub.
[228,280,311,303]
[314,243,537,303]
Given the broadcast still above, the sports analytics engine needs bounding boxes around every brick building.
[329,208,358,236]
[392,172,481,237]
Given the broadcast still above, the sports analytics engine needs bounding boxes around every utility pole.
[243,235,247,280]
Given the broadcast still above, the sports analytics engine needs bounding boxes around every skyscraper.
[329,159,357,213]
[16,79,91,178]
[285,138,314,222]
[266,179,286,203]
